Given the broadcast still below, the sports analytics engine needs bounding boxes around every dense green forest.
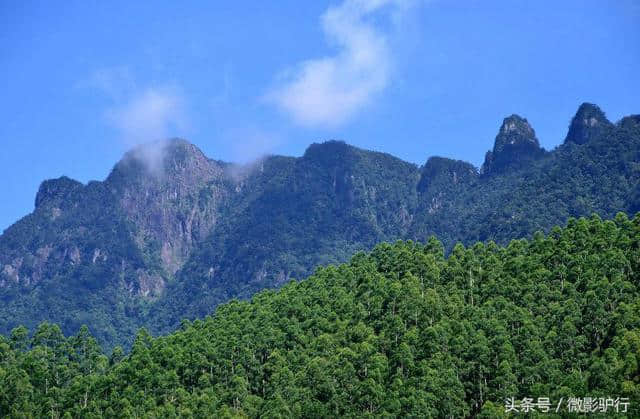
[1,104,639,350]
[2,214,639,417]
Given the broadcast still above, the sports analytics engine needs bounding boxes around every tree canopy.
[2,213,639,417]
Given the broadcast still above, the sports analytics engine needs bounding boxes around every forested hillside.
[1,214,639,417]
[1,103,639,349]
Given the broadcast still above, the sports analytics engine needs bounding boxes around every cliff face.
[1,103,639,349]
[0,139,235,293]
[106,139,234,274]
[0,140,242,346]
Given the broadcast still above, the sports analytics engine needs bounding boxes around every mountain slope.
[152,103,640,336]
[0,140,235,346]
[1,103,639,348]
[152,141,421,329]
[2,214,639,417]
[411,105,640,247]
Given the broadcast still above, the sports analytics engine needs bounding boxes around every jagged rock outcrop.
[564,103,613,145]
[1,102,639,349]
[0,140,236,293]
[481,114,545,175]
[106,139,233,274]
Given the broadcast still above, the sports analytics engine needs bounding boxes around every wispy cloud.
[267,0,409,127]
[104,86,187,147]
[223,125,283,164]
[105,86,187,173]
[80,67,188,172]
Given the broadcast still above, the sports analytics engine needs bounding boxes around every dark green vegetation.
[1,103,639,349]
[2,214,639,417]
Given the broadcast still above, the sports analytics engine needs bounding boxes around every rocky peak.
[35,176,84,209]
[494,115,539,151]
[564,103,612,145]
[481,114,545,175]
[162,139,222,180]
[106,139,232,275]
[108,138,223,187]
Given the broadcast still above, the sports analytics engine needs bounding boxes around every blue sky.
[1,0,639,231]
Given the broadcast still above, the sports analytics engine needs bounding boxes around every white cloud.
[104,86,187,173]
[224,125,283,164]
[267,0,408,127]
[79,67,189,173]
[105,87,187,146]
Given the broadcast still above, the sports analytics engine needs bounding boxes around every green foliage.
[1,214,639,417]
[152,117,640,340]
[1,113,639,351]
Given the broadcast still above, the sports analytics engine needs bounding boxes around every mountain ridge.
[1,102,639,348]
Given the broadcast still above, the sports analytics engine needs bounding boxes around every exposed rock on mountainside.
[106,139,233,274]
[481,114,545,174]
[1,103,639,349]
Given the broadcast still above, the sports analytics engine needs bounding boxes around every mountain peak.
[619,114,640,130]
[481,114,544,175]
[564,103,612,145]
[34,176,84,209]
[495,115,538,150]
[107,138,222,186]
[302,140,361,167]
[303,140,352,156]
[105,139,230,275]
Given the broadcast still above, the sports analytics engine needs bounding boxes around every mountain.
[564,102,614,145]
[1,103,639,348]
[480,114,546,174]
[2,214,639,417]
[106,139,231,275]
[150,141,422,333]
[0,139,236,345]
